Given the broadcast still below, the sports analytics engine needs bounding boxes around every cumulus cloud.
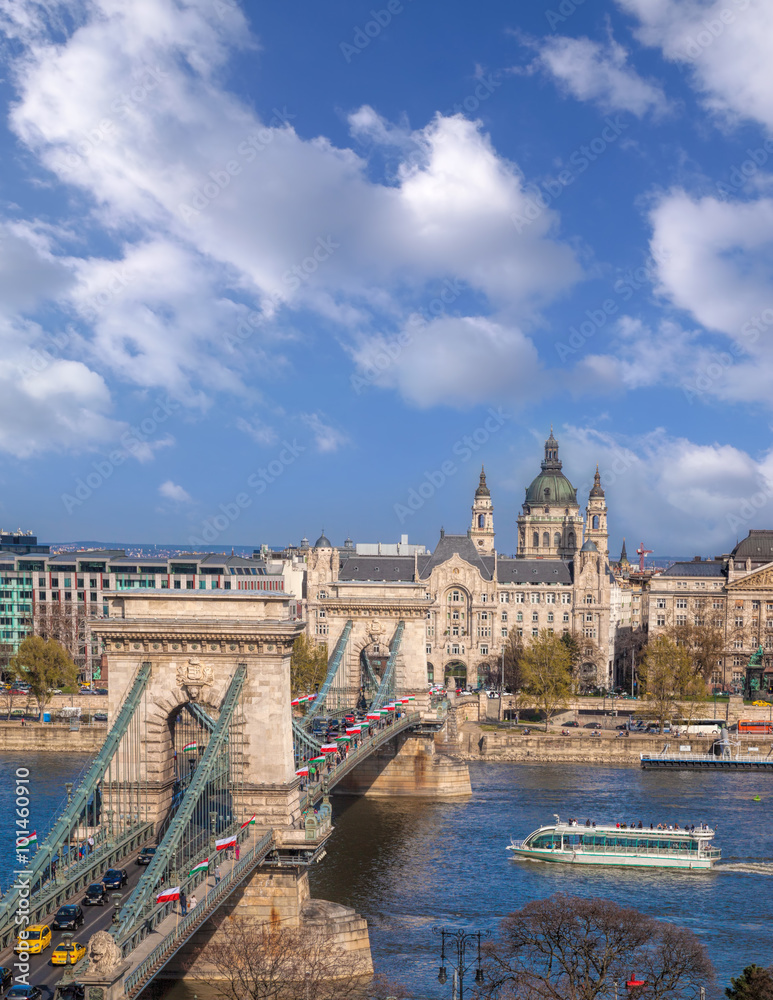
[521,33,671,118]
[158,480,192,503]
[299,413,349,453]
[558,424,773,552]
[617,0,773,131]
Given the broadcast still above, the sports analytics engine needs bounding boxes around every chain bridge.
[0,591,469,999]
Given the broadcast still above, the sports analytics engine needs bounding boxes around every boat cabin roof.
[538,822,714,838]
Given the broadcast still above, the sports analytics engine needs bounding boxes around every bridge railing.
[121,830,275,997]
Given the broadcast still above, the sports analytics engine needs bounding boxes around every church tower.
[470,466,495,554]
[584,466,608,558]
[517,428,584,559]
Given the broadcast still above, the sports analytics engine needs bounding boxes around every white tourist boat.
[507,815,721,870]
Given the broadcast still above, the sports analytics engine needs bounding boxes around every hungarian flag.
[17,831,37,848]
[291,698,300,706]
[240,815,256,829]
[215,835,237,851]
[156,886,180,903]
[189,858,208,876]
[182,742,197,752]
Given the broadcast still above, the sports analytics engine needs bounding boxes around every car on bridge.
[102,868,128,889]
[7,986,43,1000]
[51,941,87,966]
[0,966,12,992]
[83,883,108,906]
[13,925,51,955]
[136,846,156,866]
[52,904,84,930]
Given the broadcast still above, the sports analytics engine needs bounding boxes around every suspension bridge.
[0,590,467,999]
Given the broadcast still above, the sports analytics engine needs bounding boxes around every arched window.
[568,532,575,548]
[592,515,600,529]
[542,532,550,548]
[554,532,561,548]
[478,514,485,528]
[533,532,539,548]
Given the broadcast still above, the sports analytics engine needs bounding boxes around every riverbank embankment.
[0,721,106,753]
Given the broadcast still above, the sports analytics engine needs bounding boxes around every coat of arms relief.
[176,658,214,701]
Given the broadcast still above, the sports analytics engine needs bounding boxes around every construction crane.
[636,543,653,572]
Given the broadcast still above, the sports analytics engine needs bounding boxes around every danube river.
[2,755,771,996]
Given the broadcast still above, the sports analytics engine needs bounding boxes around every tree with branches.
[521,629,572,731]
[482,893,714,1000]
[291,633,328,699]
[10,635,78,718]
[726,964,773,1000]
[191,917,374,1000]
[641,635,691,733]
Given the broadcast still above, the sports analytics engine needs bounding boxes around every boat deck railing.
[641,749,771,765]
[515,842,720,860]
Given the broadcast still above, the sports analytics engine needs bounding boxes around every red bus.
[738,719,773,734]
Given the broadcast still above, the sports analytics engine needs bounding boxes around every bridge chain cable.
[112,663,247,949]
[0,661,153,945]
[369,621,404,711]
[302,619,353,725]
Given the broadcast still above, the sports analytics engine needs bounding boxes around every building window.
[501,627,508,638]
[452,626,460,636]
[531,593,540,604]
[713,601,723,609]
[315,623,328,635]
[480,644,489,655]
[656,615,665,627]
[426,645,432,655]
[174,580,181,589]
[501,612,508,623]
[656,598,666,609]
[481,593,488,603]
[554,532,561,547]
[452,610,460,620]
[584,627,596,638]
[676,615,686,625]
[733,640,743,650]
[752,601,760,610]
[499,593,509,603]
[561,593,571,605]
[542,532,550,548]
[532,612,539,623]
[515,592,524,604]
[585,613,593,622]
[585,594,594,604]
[477,627,490,638]
[318,590,328,599]
[676,598,687,609]
[562,612,569,622]
[735,617,743,628]
[547,612,554,623]
[516,612,523,622]
[451,644,460,655]
[532,627,539,637]
[545,593,555,605]
[479,611,488,621]
[317,609,326,618]
[449,590,462,603]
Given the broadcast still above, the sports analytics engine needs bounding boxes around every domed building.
[303,430,617,693]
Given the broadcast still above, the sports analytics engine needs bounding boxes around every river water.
[2,755,771,996]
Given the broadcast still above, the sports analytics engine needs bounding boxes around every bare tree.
[191,917,372,1000]
[641,636,691,733]
[482,893,714,1000]
[521,629,572,731]
[28,602,89,683]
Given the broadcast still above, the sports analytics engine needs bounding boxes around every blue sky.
[0,0,772,556]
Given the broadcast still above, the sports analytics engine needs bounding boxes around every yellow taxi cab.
[752,700,772,707]
[13,925,51,954]
[51,941,87,965]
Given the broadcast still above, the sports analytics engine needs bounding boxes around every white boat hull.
[507,847,715,870]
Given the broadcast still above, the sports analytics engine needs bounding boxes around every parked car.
[83,883,108,906]
[52,904,84,930]
[94,688,108,695]
[0,966,12,992]
[136,846,156,866]
[102,868,128,889]
[583,722,602,730]
[51,941,86,966]
[616,723,628,730]
[565,720,580,728]
[93,712,108,722]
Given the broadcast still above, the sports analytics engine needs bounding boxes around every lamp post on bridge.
[433,926,489,1000]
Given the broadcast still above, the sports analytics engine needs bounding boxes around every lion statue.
[87,931,122,977]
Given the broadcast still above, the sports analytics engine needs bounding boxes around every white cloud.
[559,424,773,552]
[299,413,349,454]
[617,0,773,131]
[522,34,670,118]
[158,480,192,503]
[235,416,278,447]
[0,0,582,436]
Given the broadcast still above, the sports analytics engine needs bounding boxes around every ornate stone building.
[305,432,616,692]
[646,530,773,693]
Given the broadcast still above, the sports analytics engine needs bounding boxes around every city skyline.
[0,0,771,553]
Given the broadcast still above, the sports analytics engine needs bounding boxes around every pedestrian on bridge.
[189,894,197,910]
[235,843,240,862]
[214,864,221,885]
[180,888,187,916]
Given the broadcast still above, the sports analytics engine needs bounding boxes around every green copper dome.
[524,429,577,505]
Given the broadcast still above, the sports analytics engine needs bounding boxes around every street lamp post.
[500,645,505,723]
[433,926,489,1000]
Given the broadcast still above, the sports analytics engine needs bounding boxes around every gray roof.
[731,530,773,563]
[580,540,598,552]
[496,559,573,585]
[338,556,416,582]
[662,561,725,577]
[418,533,494,581]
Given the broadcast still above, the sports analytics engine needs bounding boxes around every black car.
[93,712,107,722]
[565,721,580,727]
[83,883,108,906]
[102,868,128,889]
[7,987,42,1000]
[52,904,84,930]
[583,722,602,729]
[0,967,12,992]
[136,847,156,866]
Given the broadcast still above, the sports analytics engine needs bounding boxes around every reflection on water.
[3,756,771,997]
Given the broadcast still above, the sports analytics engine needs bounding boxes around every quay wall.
[0,721,106,753]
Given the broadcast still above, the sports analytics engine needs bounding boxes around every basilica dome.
[524,430,577,506]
